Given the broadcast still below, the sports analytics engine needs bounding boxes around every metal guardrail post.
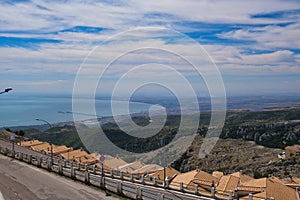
[165,179,169,188]
[158,193,164,200]
[120,171,123,180]
[59,163,63,175]
[100,177,105,189]
[37,157,42,167]
[229,190,233,200]
[194,184,198,195]
[93,165,97,173]
[141,175,145,184]
[28,154,32,164]
[248,193,253,200]
[180,182,184,192]
[71,167,75,179]
[63,161,66,167]
[47,158,52,171]
[211,186,215,197]
[130,173,134,182]
[136,187,142,200]
[153,177,157,186]
[19,152,23,161]
[84,171,90,184]
[117,182,123,195]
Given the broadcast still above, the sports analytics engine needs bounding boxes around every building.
[60,148,97,165]
[285,145,300,155]
[237,177,299,200]
[170,169,217,195]
[91,153,128,170]
[30,142,53,154]
[18,140,44,147]
[281,176,300,189]
[131,164,163,175]
[214,171,253,198]
[212,171,224,180]
[147,166,180,181]
[52,145,72,155]
[117,161,145,173]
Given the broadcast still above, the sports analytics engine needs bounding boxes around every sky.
[0,0,300,97]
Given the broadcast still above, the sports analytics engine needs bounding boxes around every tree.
[5,128,12,132]
[15,130,25,136]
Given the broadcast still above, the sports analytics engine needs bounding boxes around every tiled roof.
[281,177,300,189]
[285,144,300,151]
[52,145,72,155]
[95,162,111,171]
[147,166,180,181]
[60,149,89,160]
[31,143,53,154]
[75,154,97,165]
[212,171,224,180]
[230,172,253,183]
[131,164,163,175]
[105,158,127,169]
[90,153,127,169]
[237,185,264,192]
[195,170,218,183]
[118,161,145,173]
[216,174,240,195]
[238,177,299,200]
[19,140,44,147]
[191,179,214,187]
[170,170,199,189]
[90,153,114,160]
[187,181,212,196]
[239,177,268,187]
[170,169,216,190]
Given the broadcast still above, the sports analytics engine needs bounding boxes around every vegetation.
[20,106,300,177]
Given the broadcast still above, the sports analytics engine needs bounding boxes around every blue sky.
[0,0,299,97]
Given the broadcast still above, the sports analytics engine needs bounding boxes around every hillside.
[18,106,300,177]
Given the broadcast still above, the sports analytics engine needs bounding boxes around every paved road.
[0,154,121,200]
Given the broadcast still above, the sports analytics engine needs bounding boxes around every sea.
[0,94,155,128]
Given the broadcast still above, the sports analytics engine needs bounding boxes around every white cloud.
[204,45,299,74]
[219,23,300,50]
[0,0,300,94]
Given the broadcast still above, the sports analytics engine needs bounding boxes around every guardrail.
[0,144,219,200]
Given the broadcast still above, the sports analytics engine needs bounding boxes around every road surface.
[0,154,121,200]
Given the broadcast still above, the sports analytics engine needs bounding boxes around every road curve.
[0,154,121,200]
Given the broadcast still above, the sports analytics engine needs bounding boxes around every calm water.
[0,95,153,128]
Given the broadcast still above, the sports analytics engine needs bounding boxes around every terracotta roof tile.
[60,149,90,160]
[170,169,216,190]
[75,154,97,165]
[216,175,240,195]
[238,177,299,200]
[230,171,254,183]
[105,158,128,169]
[212,171,224,180]
[148,166,180,181]
[52,145,72,155]
[90,153,128,169]
[118,161,144,173]
[31,143,53,154]
[131,164,163,175]
[19,140,44,147]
